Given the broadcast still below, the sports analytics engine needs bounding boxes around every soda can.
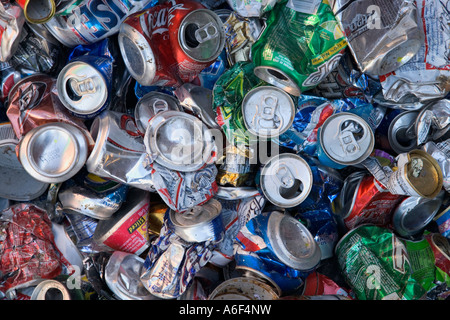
[335,224,427,300]
[0,2,25,62]
[44,0,157,47]
[435,205,450,239]
[85,110,155,192]
[93,188,151,255]
[0,62,22,102]
[0,122,49,201]
[29,280,71,300]
[226,0,277,18]
[134,91,182,135]
[251,0,347,96]
[16,0,56,24]
[144,110,217,172]
[387,149,444,199]
[57,55,113,119]
[63,210,104,254]
[375,109,419,156]
[208,277,279,300]
[336,172,406,231]
[423,232,450,280]
[241,86,296,140]
[168,198,223,243]
[104,251,158,300]
[317,112,375,169]
[257,153,313,209]
[329,0,423,76]
[18,122,90,184]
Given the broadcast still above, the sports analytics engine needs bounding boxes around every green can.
[251,0,348,96]
[335,225,427,300]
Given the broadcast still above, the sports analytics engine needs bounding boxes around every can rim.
[208,277,279,300]
[253,66,301,97]
[29,280,70,300]
[434,205,450,222]
[23,0,56,24]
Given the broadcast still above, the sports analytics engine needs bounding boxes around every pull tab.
[69,77,96,96]
[152,98,169,114]
[252,94,282,130]
[195,22,218,43]
[275,165,296,189]
[339,130,360,154]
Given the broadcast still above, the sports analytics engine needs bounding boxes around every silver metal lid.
[118,22,156,86]
[178,9,225,62]
[388,110,419,155]
[242,86,295,139]
[319,112,374,165]
[254,66,301,97]
[57,61,108,116]
[18,122,88,184]
[169,198,222,242]
[260,153,313,208]
[135,92,181,135]
[144,110,216,172]
[392,195,443,237]
[30,280,71,300]
[208,277,279,300]
[267,211,321,271]
[105,251,158,300]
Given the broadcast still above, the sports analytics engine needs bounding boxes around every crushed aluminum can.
[257,153,313,209]
[335,224,427,300]
[251,0,347,96]
[423,232,450,281]
[208,277,279,300]
[149,162,218,213]
[392,193,445,238]
[0,2,25,62]
[104,251,159,300]
[51,222,84,272]
[216,143,255,188]
[241,86,296,140]
[435,205,450,239]
[191,50,227,90]
[18,122,90,184]
[226,0,277,18]
[0,62,22,102]
[93,188,151,255]
[329,0,423,77]
[378,0,450,103]
[415,99,450,146]
[16,0,56,24]
[144,110,217,173]
[174,83,220,129]
[300,271,352,298]
[387,149,444,199]
[168,198,223,243]
[317,112,375,169]
[85,110,155,192]
[0,122,49,201]
[135,91,182,135]
[422,138,450,193]
[43,0,158,47]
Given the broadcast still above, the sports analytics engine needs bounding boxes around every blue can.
[235,211,321,295]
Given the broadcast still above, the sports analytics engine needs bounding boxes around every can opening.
[44,288,64,300]
[279,179,303,200]
[185,23,200,48]
[395,127,417,149]
[267,68,289,82]
[65,80,82,102]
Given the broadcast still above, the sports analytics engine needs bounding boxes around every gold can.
[16,0,56,24]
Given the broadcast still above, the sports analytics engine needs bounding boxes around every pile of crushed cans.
[0,0,449,301]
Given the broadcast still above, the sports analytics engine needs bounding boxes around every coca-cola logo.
[141,1,189,37]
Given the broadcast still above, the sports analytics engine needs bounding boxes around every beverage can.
[16,0,56,24]
[208,277,279,300]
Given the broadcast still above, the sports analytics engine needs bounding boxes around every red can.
[118,0,225,87]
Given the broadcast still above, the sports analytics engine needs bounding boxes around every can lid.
[178,9,225,62]
[242,86,295,139]
[145,110,216,172]
[23,0,56,24]
[388,110,419,155]
[170,198,222,227]
[18,122,88,184]
[393,196,443,237]
[57,61,108,116]
[208,277,279,300]
[254,66,301,97]
[267,211,321,271]
[319,112,374,165]
[135,92,181,134]
[260,153,313,208]
[118,22,156,86]
[30,280,71,300]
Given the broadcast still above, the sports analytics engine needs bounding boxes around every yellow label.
[312,39,348,65]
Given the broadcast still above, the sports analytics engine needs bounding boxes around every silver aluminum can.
[0,122,48,201]
[392,193,444,238]
[18,122,89,184]
[104,251,159,300]
[134,91,182,135]
[259,153,313,208]
[329,0,423,76]
[208,277,279,300]
[388,110,419,155]
[51,222,84,272]
[85,110,155,192]
[144,110,217,172]
[169,198,223,243]
[318,112,375,167]
[29,280,71,300]
[57,60,109,119]
[242,86,295,139]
